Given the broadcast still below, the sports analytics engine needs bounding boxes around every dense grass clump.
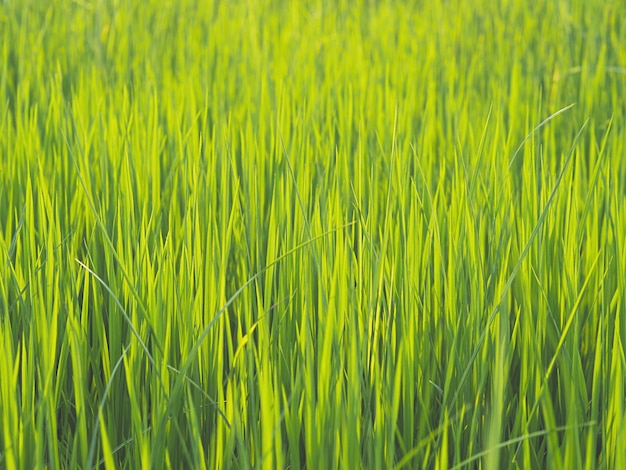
[1,0,625,468]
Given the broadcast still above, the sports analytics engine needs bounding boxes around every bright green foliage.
[1,0,625,468]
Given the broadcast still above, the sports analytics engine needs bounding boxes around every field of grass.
[1,0,625,468]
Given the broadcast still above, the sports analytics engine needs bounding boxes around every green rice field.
[1,0,625,468]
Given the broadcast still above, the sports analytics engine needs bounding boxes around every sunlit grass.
[1,0,625,468]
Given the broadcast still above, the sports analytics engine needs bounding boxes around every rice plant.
[1,0,625,468]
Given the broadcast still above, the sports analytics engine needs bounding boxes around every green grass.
[1,0,625,468]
